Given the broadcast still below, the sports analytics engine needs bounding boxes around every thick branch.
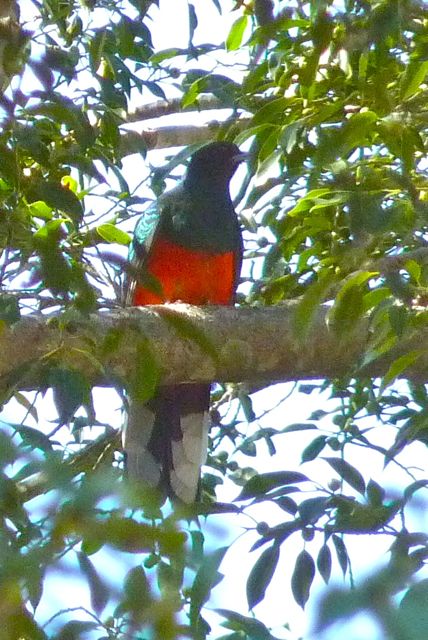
[1,303,428,390]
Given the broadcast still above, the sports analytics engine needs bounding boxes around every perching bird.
[123,141,246,503]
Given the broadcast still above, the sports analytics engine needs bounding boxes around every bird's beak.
[233,150,251,164]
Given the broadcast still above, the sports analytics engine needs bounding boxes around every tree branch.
[2,303,428,391]
[119,118,251,156]
[127,96,229,123]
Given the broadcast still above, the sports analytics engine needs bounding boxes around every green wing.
[124,185,186,304]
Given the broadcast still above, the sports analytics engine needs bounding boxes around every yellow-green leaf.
[96,223,131,245]
[226,14,248,51]
[381,350,423,391]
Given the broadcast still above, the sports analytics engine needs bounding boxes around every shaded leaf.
[28,180,83,222]
[299,496,330,525]
[332,534,348,575]
[49,367,92,425]
[190,547,228,626]
[236,471,309,501]
[0,294,20,325]
[324,457,366,495]
[14,424,52,453]
[216,608,277,639]
[317,544,332,584]
[129,337,160,403]
[247,543,280,609]
[115,565,151,620]
[281,422,318,433]
[301,435,327,462]
[404,479,428,502]
[293,271,334,339]
[366,479,385,506]
[291,550,315,608]
[398,579,428,640]
[158,307,219,364]
[54,621,98,640]
[77,551,109,615]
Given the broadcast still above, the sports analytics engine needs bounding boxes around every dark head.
[184,141,247,190]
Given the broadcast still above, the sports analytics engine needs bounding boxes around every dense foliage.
[0,0,428,638]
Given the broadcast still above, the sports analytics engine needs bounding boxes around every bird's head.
[185,141,248,188]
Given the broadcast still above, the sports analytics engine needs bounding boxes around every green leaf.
[401,60,428,101]
[291,550,315,608]
[252,97,289,126]
[330,272,377,337]
[28,180,83,222]
[117,565,151,618]
[6,611,48,640]
[405,259,421,284]
[96,223,131,245]
[239,393,256,422]
[226,14,248,51]
[0,432,18,468]
[158,307,219,364]
[0,294,20,325]
[293,271,334,339]
[190,530,205,565]
[324,457,366,495]
[246,543,280,610]
[404,479,428,502]
[27,201,53,221]
[101,518,158,553]
[129,337,160,403]
[282,422,318,433]
[398,579,428,640]
[49,367,92,425]
[236,471,309,501]
[190,547,228,626]
[388,305,408,337]
[341,111,378,151]
[149,47,184,64]
[366,479,385,506]
[381,351,422,391]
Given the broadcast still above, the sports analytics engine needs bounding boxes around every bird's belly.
[132,238,236,305]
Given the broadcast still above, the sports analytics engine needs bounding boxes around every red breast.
[132,237,237,306]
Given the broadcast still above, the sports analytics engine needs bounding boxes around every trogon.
[123,141,245,503]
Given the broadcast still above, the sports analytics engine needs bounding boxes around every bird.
[123,141,246,503]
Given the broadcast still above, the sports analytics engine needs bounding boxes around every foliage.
[0,0,427,638]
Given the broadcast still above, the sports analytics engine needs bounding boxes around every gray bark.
[2,302,428,390]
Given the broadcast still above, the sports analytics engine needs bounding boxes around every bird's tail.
[123,384,211,503]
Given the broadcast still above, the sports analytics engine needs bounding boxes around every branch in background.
[2,303,428,392]
[371,246,428,273]
[127,96,230,123]
[0,0,30,93]
[18,429,120,502]
[119,117,252,156]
